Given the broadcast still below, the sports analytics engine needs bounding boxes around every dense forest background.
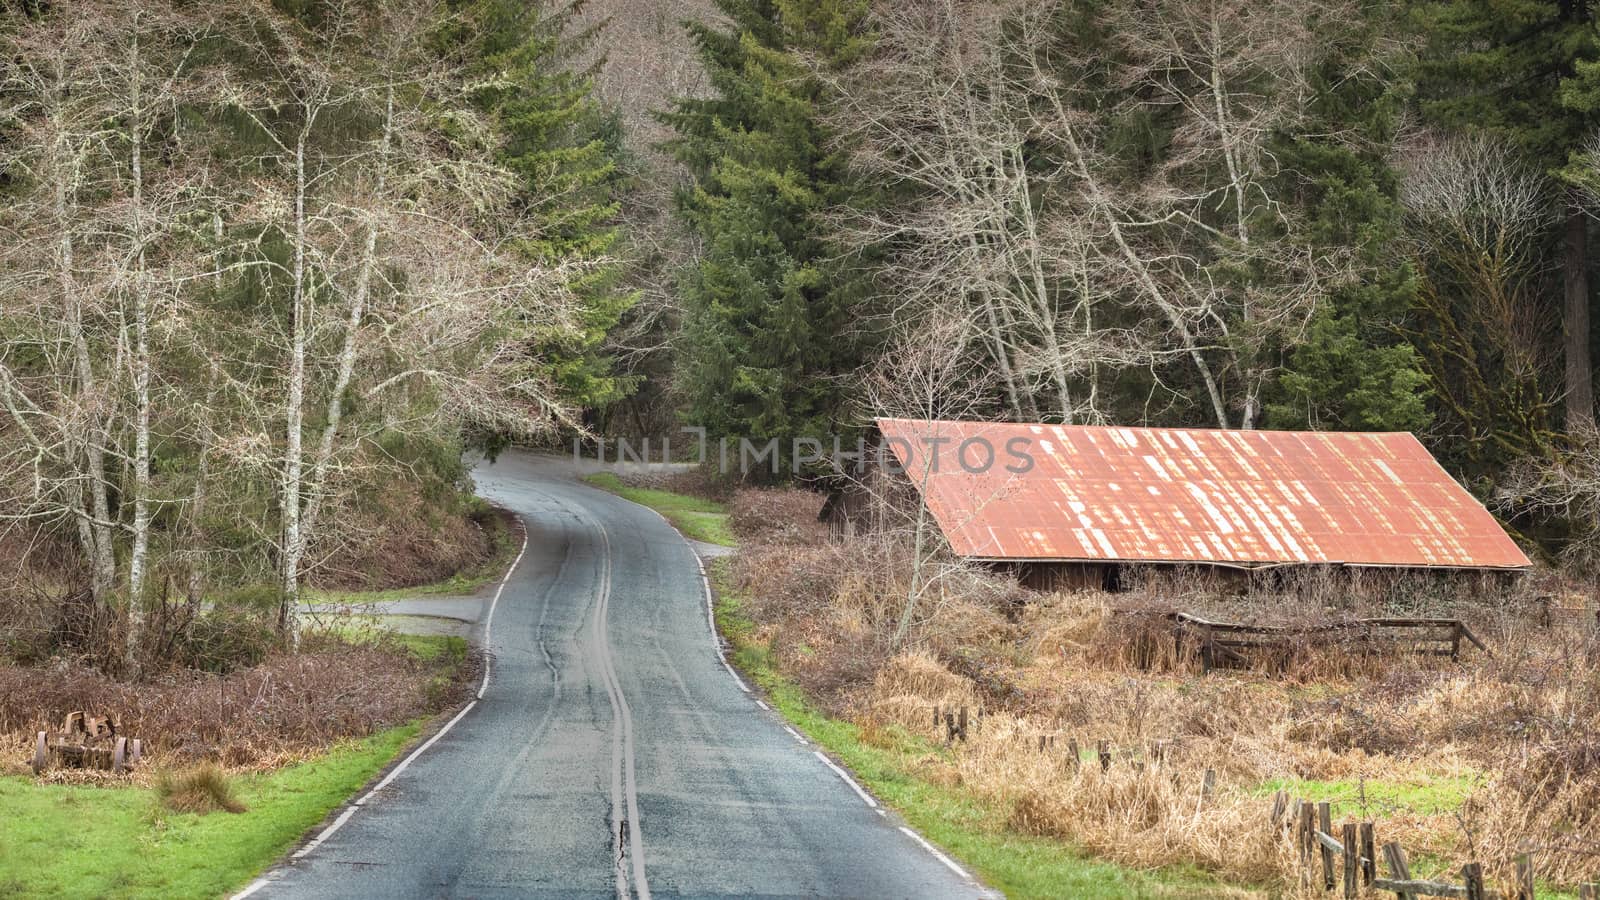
[5,0,1600,672]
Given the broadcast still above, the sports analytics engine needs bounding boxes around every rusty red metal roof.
[876,418,1530,569]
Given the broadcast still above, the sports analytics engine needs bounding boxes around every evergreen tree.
[1412,0,1600,430]
[458,0,636,443]
[664,0,870,477]
[1266,3,1433,433]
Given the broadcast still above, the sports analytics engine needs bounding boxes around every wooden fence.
[921,711,1600,897]
[1533,595,1600,629]
[1173,613,1490,673]
[1271,792,1600,899]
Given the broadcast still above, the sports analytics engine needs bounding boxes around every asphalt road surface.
[243,451,990,899]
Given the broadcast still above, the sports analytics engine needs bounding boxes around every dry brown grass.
[726,484,1600,892]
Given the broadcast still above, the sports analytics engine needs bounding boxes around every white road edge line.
[355,699,479,806]
[721,658,751,692]
[898,826,972,880]
[479,529,533,699]
[618,499,752,694]
[597,482,989,892]
[813,750,876,809]
[231,525,531,898]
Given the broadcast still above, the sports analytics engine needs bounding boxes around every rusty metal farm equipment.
[30,712,142,775]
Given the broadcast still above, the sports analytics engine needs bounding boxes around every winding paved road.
[242,451,988,899]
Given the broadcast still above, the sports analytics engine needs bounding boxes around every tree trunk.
[127,21,151,669]
[1044,90,1231,428]
[53,101,116,603]
[1015,161,1075,423]
[969,234,1025,420]
[302,84,393,543]
[186,441,209,616]
[1564,203,1594,430]
[189,214,226,616]
[280,133,308,646]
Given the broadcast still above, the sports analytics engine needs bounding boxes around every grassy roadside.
[711,561,1255,900]
[0,723,421,899]
[584,474,1253,898]
[581,472,735,546]
[0,634,464,900]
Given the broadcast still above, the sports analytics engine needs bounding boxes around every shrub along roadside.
[304,503,524,607]
[0,630,474,899]
[0,634,472,767]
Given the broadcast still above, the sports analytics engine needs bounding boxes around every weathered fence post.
[1318,802,1335,891]
[1096,739,1111,772]
[1382,842,1416,900]
[958,706,968,742]
[1199,769,1217,809]
[1067,738,1081,772]
[1359,822,1376,885]
[1462,862,1485,900]
[1342,822,1358,900]
[1514,853,1534,900]
[1299,801,1315,887]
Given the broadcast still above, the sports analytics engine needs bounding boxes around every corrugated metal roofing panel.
[876,418,1531,569]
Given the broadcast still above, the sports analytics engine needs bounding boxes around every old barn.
[822,418,1531,590]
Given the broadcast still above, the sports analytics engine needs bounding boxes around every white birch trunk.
[301,84,394,543]
[126,20,152,667]
[52,75,117,601]
[280,133,309,645]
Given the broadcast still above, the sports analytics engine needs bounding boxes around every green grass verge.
[0,722,422,899]
[709,559,1256,899]
[1257,772,1480,816]
[582,472,734,547]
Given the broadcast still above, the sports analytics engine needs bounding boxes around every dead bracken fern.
[0,633,476,774]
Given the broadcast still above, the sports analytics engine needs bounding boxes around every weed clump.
[155,764,246,814]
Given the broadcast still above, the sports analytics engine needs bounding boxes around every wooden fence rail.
[1173,613,1489,672]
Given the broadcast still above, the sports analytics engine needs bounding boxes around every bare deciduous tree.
[831,0,1135,425]
[1396,132,1560,462]
[217,0,587,638]
[1,3,220,665]
[1012,0,1359,428]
